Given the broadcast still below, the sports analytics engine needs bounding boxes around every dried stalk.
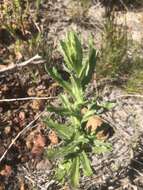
[0,54,45,73]
[0,96,56,102]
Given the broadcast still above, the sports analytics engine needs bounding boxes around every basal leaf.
[60,94,73,110]
[70,156,80,187]
[81,109,97,123]
[46,143,77,160]
[55,161,72,182]
[44,119,74,140]
[80,151,93,176]
[47,105,77,117]
[93,140,112,154]
[99,102,116,110]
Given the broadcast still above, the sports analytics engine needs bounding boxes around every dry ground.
[0,1,143,189]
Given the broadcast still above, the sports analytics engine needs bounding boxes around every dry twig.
[0,96,56,102]
[0,54,45,73]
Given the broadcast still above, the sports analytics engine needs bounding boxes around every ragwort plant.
[44,32,113,188]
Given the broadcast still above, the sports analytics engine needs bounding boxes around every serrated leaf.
[81,37,96,87]
[44,119,73,140]
[46,142,77,160]
[81,109,97,123]
[60,31,83,77]
[47,105,78,117]
[55,166,66,183]
[99,102,116,110]
[55,161,72,182]
[70,156,80,187]
[60,40,73,71]
[60,94,76,112]
[70,32,83,76]
[93,140,112,154]
[80,151,93,176]
[70,76,83,103]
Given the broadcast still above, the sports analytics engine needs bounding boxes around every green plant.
[125,49,143,93]
[96,14,129,78]
[44,31,113,187]
[0,0,48,60]
[0,0,41,36]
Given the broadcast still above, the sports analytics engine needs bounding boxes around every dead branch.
[0,54,46,73]
[0,96,56,102]
[0,111,45,163]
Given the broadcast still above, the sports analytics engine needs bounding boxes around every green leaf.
[55,161,72,182]
[81,37,96,87]
[47,105,78,117]
[70,32,83,76]
[81,109,97,123]
[55,166,66,183]
[46,67,72,94]
[70,156,80,187]
[60,94,74,111]
[45,148,60,160]
[70,76,83,103]
[60,40,73,71]
[44,119,74,140]
[80,151,93,176]
[60,31,83,77]
[99,102,116,110]
[46,142,78,160]
[93,140,112,154]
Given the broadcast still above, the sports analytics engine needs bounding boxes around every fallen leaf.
[0,165,12,177]
[48,130,58,145]
[33,134,46,148]
[26,130,39,150]
[1,84,8,92]
[31,146,44,156]
[27,87,36,96]
[18,112,25,127]
[30,100,45,110]
[86,115,103,132]
[31,133,46,156]
[15,51,23,61]
[96,130,109,140]
[4,126,11,135]
[19,178,26,190]
[86,115,110,140]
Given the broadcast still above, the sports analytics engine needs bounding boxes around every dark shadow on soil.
[101,0,143,13]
